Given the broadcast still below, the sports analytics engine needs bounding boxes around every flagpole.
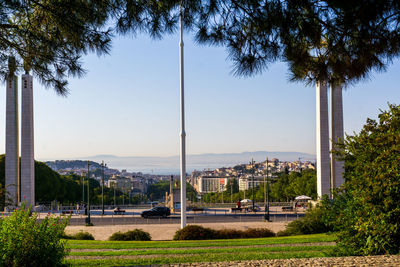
[179,3,187,228]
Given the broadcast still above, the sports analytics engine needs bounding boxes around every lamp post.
[82,174,85,206]
[230,177,233,204]
[101,161,106,215]
[251,158,255,211]
[264,157,270,221]
[86,161,91,225]
[114,184,116,207]
[179,2,187,228]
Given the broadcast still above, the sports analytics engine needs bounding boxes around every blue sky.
[1,32,400,160]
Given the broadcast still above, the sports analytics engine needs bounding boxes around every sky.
[1,32,400,160]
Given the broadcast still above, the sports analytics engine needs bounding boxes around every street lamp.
[251,158,255,212]
[114,183,116,207]
[101,161,106,215]
[264,157,270,221]
[179,2,187,229]
[86,161,91,225]
[82,174,85,207]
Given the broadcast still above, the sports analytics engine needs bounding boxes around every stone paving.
[168,255,400,267]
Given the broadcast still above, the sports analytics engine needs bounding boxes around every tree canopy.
[184,1,400,85]
[1,0,111,94]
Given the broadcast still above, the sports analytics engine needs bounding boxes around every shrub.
[331,104,400,256]
[241,228,275,238]
[173,225,217,240]
[173,225,275,240]
[109,229,151,241]
[277,197,335,237]
[73,231,95,240]
[0,204,69,266]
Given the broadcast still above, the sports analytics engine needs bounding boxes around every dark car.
[141,207,171,218]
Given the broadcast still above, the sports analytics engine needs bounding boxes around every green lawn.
[65,233,336,266]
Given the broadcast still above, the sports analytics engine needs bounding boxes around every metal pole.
[101,161,105,215]
[265,157,270,221]
[264,159,267,208]
[266,173,270,221]
[114,185,116,207]
[251,158,255,211]
[179,3,187,228]
[87,161,91,224]
[230,177,233,203]
[82,174,85,205]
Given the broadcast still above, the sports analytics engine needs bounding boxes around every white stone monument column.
[316,80,331,198]
[21,73,35,206]
[5,73,19,207]
[330,83,344,189]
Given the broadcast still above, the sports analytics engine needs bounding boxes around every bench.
[282,206,293,211]
[230,207,242,213]
[192,207,204,212]
[114,209,126,215]
[61,210,74,215]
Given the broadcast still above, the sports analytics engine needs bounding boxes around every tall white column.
[21,73,35,206]
[5,74,19,207]
[316,80,331,198]
[330,83,344,189]
[179,5,187,228]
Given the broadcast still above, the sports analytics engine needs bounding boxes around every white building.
[239,176,265,191]
[193,176,228,194]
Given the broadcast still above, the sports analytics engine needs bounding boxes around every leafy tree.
[146,181,170,201]
[0,155,124,207]
[201,170,316,203]
[225,178,239,194]
[332,104,400,255]
[146,180,197,202]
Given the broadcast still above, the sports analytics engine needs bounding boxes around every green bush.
[73,231,95,240]
[109,229,151,241]
[332,104,400,256]
[173,225,217,240]
[277,198,334,236]
[240,228,275,238]
[173,225,275,240]
[0,204,69,266]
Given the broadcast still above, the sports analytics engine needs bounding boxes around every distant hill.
[43,151,315,175]
[45,160,102,171]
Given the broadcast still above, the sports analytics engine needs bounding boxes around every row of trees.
[0,155,142,209]
[201,169,316,204]
[146,181,197,203]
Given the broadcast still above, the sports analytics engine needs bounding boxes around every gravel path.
[167,255,400,267]
[67,250,324,260]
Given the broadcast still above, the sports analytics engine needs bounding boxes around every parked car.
[141,207,171,218]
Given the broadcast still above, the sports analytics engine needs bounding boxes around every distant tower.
[316,81,331,198]
[5,57,19,207]
[21,72,35,206]
[330,84,344,189]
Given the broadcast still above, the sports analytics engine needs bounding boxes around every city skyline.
[1,33,400,160]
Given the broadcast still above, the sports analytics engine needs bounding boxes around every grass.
[67,251,330,266]
[69,245,335,256]
[66,233,335,249]
[65,233,336,266]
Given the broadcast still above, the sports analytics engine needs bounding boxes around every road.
[62,211,304,226]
